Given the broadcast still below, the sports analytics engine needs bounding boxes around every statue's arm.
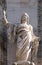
[2,10,9,28]
[30,25,39,42]
[30,25,35,37]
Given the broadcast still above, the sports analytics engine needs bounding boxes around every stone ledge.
[13,61,35,65]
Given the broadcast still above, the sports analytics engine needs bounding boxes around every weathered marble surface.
[0,22,39,65]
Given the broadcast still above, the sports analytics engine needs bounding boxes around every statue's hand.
[3,10,6,19]
[2,10,9,28]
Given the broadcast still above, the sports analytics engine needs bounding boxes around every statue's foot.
[13,61,35,65]
[29,62,35,65]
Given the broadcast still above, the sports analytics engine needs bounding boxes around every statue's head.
[21,13,29,24]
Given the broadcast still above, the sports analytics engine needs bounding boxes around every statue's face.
[21,13,29,24]
[22,15,28,22]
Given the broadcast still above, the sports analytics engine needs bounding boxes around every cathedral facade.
[0,0,42,65]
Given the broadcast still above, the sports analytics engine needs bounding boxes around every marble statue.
[2,10,39,65]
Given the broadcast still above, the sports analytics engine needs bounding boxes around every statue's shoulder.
[28,24,33,30]
[29,24,33,27]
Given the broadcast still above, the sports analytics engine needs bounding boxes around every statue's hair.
[23,13,29,18]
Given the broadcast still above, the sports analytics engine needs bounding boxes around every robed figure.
[2,10,39,65]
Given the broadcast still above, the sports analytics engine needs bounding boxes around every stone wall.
[37,0,42,65]
[0,0,7,65]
